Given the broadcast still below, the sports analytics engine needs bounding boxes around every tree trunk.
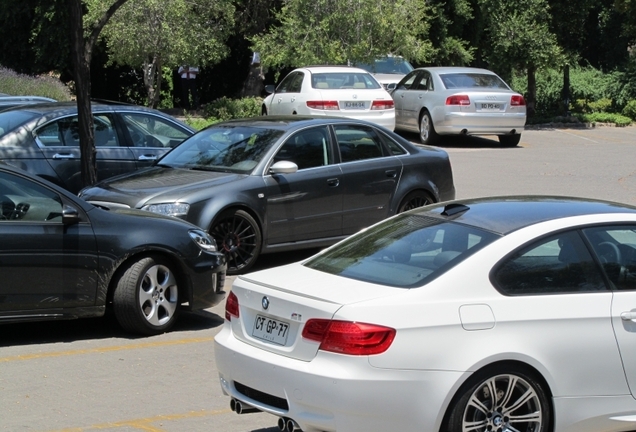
[143,54,162,108]
[69,0,97,188]
[561,64,571,115]
[526,65,537,118]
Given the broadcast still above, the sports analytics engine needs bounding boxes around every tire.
[419,110,439,145]
[499,134,521,147]
[398,190,434,213]
[444,365,552,432]
[210,209,262,275]
[113,256,180,335]
[261,106,267,115]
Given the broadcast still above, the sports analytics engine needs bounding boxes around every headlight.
[141,202,190,217]
[189,229,217,252]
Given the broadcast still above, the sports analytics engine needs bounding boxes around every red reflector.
[302,319,396,355]
[511,95,526,106]
[225,291,239,321]
[306,100,340,110]
[371,100,395,110]
[446,95,470,105]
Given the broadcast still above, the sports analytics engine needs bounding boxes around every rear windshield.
[440,73,509,90]
[311,73,381,90]
[304,214,499,287]
[0,110,39,138]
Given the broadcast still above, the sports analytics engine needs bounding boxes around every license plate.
[252,315,290,345]
[480,103,502,110]
[343,101,366,109]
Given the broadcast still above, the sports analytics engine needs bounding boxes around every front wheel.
[210,209,262,275]
[499,134,521,147]
[444,366,552,432]
[113,256,180,335]
[398,190,434,213]
[419,110,439,145]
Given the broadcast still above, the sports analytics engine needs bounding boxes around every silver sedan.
[391,67,527,146]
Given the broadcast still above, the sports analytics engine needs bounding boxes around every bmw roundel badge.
[262,296,270,310]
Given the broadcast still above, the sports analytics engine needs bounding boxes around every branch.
[85,0,131,58]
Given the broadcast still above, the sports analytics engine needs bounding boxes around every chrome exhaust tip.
[286,418,302,432]
[230,398,260,414]
[278,417,287,431]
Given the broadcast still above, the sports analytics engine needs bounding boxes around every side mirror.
[62,204,81,226]
[386,83,396,91]
[269,160,298,175]
[264,85,276,94]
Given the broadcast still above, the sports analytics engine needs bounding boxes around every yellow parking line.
[0,337,214,363]
[48,408,232,431]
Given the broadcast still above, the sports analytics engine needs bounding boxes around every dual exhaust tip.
[230,398,302,431]
[278,416,302,432]
[229,398,260,415]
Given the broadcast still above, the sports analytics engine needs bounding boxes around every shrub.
[203,96,262,121]
[622,100,636,120]
[184,116,219,130]
[575,112,632,126]
[0,66,72,101]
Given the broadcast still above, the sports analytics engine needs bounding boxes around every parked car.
[261,66,396,130]
[0,95,57,110]
[78,116,455,275]
[391,67,527,146]
[0,101,195,193]
[354,55,414,89]
[215,195,636,432]
[0,163,226,335]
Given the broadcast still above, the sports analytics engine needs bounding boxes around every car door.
[333,124,403,235]
[0,170,98,312]
[583,225,636,398]
[391,70,424,129]
[35,114,136,193]
[268,72,305,115]
[264,126,343,244]
[117,111,192,168]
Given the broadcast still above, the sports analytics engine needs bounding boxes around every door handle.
[138,155,157,161]
[277,98,282,103]
[327,178,339,187]
[621,312,636,321]
[385,170,397,178]
[291,97,296,102]
[52,153,75,159]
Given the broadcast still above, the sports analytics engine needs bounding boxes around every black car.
[0,101,195,193]
[79,116,456,274]
[0,163,226,335]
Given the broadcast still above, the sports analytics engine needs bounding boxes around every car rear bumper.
[214,324,461,432]
[435,112,526,136]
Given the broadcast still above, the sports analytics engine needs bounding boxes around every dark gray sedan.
[0,102,195,193]
[79,116,455,274]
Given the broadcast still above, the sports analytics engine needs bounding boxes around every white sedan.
[261,66,396,130]
[215,196,636,432]
[391,67,527,146]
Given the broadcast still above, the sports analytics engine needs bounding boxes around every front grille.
[234,381,289,410]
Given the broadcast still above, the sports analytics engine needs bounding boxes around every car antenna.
[441,203,469,216]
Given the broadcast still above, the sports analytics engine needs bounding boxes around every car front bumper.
[214,324,462,432]
[187,250,226,310]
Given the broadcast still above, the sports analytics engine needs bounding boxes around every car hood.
[81,166,245,208]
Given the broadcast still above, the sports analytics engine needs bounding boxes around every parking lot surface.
[2,126,636,432]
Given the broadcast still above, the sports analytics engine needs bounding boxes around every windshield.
[304,213,499,287]
[0,110,40,138]
[440,73,510,90]
[356,57,414,75]
[158,125,284,173]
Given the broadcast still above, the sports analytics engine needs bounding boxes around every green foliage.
[622,100,636,120]
[184,116,219,130]
[0,66,72,100]
[251,0,434,68]
[203,96,262,121]
[575,112,632,126]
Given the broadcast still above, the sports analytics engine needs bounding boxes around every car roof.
[210,115,389,131]
[415,67,499,75]
[415,196,636,235]
[0,101,162,115]
[296,66,370,74]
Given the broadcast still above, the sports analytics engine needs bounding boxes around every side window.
[273,126,331,170]
[396,71,421,90]
[288,72,304,93]
[414,73,430,91]
[120,113,190,148]
[583,226,636,290]
[276,72,298,93]
[0,171,63,222]
[377,131,407,155]
[35,115,119,147]
[492,230,606,295]
[334,125,386,162]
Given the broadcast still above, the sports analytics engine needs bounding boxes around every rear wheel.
[444,365,551,432]
[419,110,439,145]
[210,209,262,275]
[398,190,434,213]
[499,134,521,147]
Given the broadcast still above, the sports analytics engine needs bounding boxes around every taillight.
[511,95,526,106]
[302,319,396,355]
[371,100,395,110]
[306,100,339,110]
[225,291,239,321]
[446,95,471,105]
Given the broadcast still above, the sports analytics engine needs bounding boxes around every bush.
[184,116,219,130]
[575,112,632,126]
[0,66,72,101]
[203,96,262,121]
[622,100,636,120]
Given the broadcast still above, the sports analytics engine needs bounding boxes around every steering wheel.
[598,241,622,264]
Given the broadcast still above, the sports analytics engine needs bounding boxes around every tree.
[478,0,564,117]
[92,0,234,108]
[427,0,476,66]
[250,0,435,69]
